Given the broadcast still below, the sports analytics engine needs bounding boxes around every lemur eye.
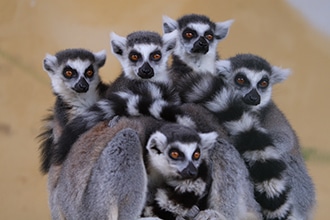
[170,150,180,160]
[85,70,94,78]
[129,52,141,62]
[205,34,213,41]
[184,32,194,39]
[185,32,193,38]
[236,77,245,85]
[259,79,269,88]
[193,151,200,160]
[64,70,73,78]
[130,54,139,61]
[151,52,162,61]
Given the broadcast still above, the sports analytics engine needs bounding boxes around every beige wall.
[0,0,329,219]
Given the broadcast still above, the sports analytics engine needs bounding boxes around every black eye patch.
[182,28,197,40]
[62,66,77,79]
[129,50,142,62]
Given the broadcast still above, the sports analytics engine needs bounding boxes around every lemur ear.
[146,131,168,155]
[215,59,232,79]
[43,54,58,75]
[93,50,107,68]
[162,15,178,34]
[271,66,291,84]
[199,131,218,150]
[214,19,234,40]
[162,30,177,52]
[110,32,127,58]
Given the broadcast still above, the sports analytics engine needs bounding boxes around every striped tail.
[229,113,292,220]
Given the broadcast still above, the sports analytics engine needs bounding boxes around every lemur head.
[163,14,233,61]
[146,123,218,180]
[217,54,291,110]
[43,48,106,98]
[110,31,177,83]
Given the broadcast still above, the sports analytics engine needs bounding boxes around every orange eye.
[130,54,140,62]
[170,151,180,159]
[152,53,161,61]
[259,80,269,88]
[185,32,193,39]
[65,70,73,78]
[236,77,245,85]
[193,151,200,160]
[86,70,94,77]
[205,34,213,41]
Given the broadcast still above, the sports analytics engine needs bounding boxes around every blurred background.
[0,0,329,219]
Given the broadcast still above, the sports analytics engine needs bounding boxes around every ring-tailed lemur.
[38,48,108,173]
[54,31,196,166]
[162,14,233,101]
[215,54,316,220]
[143,123,226,220]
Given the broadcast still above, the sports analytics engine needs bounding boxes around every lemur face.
[163,14,233,57]
[216,54,291,110]
[110,31,177,83]
[43,49,106,96]
[180,23,215,55]
[146,124,217,180]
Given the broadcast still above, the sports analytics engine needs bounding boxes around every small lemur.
[38,48,108,173]
[162,14,233,101]
[215,54,315,220]
[143,123,225,220]
[54,31,195,166]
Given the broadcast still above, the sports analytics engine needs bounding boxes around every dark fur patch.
[229,54,272,73]
[249,159,287,182]
[53,115,89,164]
[177,14,215,30]
[233,128,273,153]
[55,48,95,65]
[255,186,291,212]
[37,114,55,173]
[126,31,163,47]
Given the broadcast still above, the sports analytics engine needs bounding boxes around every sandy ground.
[0,0,329,219]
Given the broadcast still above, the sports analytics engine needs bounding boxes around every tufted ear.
[162,30,178,52]
[146,131,168,155]
[43,54,58,76]
[93,50,107,68]
[162,15,178,34]
[271,66,291,84]
[110,32,127,60]
[214,19,234,40]
[199,131,218,151]
[215,59,232,79]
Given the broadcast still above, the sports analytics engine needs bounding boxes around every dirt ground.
[0,0,329,219]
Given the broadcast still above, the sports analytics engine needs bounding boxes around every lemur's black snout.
[138,62,154,79]
[73,77,89,93]
[192,37,209,54]
[243,89,260,106]
[180,162,198,179]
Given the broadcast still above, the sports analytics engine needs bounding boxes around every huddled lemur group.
[39,14,315,220]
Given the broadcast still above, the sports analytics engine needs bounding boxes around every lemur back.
[216,54,315,220]
[38,48,108,173]
[143,123,224,220]
[54,31,195,166]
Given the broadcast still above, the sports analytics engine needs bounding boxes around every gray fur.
[217,54,316,219]
[49,127,147,220]
[144,123,219,219]
[180,104,263,220]
[39,48,108,173]
[163,14,233,74]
